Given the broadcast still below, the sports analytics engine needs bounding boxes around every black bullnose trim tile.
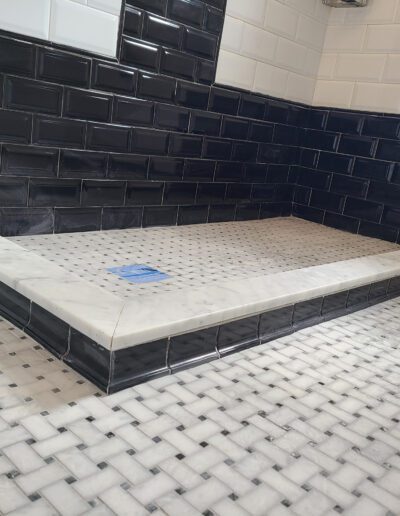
[0,281,30,328]
[169,327,218,371]
[26,304,70,357]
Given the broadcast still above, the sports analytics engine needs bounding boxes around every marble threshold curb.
[0,234,399,393]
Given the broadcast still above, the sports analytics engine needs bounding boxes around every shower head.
[323,0,368,6]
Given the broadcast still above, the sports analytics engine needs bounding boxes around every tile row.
[0,144,292,184]
[0,176,293,208]
[1,275,399,392]
[0,202,291,236]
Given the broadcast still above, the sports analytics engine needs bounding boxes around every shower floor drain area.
[0,217,399,393]
[107,264,170,284]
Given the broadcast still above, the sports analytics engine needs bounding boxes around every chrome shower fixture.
[323,0,368,6]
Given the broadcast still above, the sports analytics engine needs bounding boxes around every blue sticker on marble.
[107,264,170,283]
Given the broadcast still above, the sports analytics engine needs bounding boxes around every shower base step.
[0,217,399,393]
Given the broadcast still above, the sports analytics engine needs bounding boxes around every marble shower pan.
[1,217,400,393]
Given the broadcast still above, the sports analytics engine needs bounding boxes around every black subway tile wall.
[0,1,399,242]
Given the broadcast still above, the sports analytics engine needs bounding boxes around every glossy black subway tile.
[232,142,258,162]
[4,77,62,115]
[205,6,224,34]
[167,0,205,28]
[326,111,364,135]
[60,150,108,179]
[317,152,354,175]
[0,36,35,76]
[382,206,400,228]
[245,163,267,183]
[183,159,215,181]
[323,212,359,234]
[0,177,28,206]
[113,97,154,126]
[221,117,249,139]
[189,111,221,135]
[1,145,58,177]
[169,133,203,157]
[182,27,217,59]
[92,62,136,94]
[215,162,244,182]
[143,14,181,48]
[217,315,259,355]
[37,48,91,88]
[137,72,176,102]
[102,206,143,230]
[362,116,400,140]
[344,197,383,223]
[367,181,400,208]
[177,204,208,224]
[330,175,368,198]
[175,81,209,109]
[293,297,323,329]
[226,182,252,201]
[143,205,177,226]
[87,123,131,153]
[309,190,344,213]
[0,111,32,144]
[163,182,197,204]
[0,207,54,236]
[63,88,111,123]
[155,104,190,132]
[208,203,236,222]
[235,203,260,221]
[249,122,273,143]
[169,327,218,370]
[82,180,126,207]
[375,139,400,162]
[126,180,164,205]
[160,49,197,80]
[197,59,215,84]
[126,0,166,16]
[197,182,226,203]
[108,154,149,180]
[131,128,169,155]
[296,167,331,190]
[121,37,159,71]
[338,134,377,158]
[259,305,293,342]
[353,157,393,182]
[124,6,143,37]
[149,157,183,180]
[202,138,232,160]
[209,87,240,115]
[32,116,85,148]
[29,178,81,207]
[239,94,266,120]
[359,221,398,243]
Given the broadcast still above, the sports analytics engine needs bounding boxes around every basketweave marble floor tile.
[0,298,399,515]
[10,217,399,299]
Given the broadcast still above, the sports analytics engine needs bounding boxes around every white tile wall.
[217,0,400,114]
[0,0,121,57]
[216,0,331,105]
[217,1,327,104]
[314,0,400,113]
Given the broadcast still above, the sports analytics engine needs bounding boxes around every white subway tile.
[0,0,51,40]
[383,55,400,83]
[215,50,257,91]
[88,0,122,16]
[324,25,366,52]
[317,53,337,79]
[286,72,315,104]
[284,0,319,18]
[364,25,400,52]
[240,24,278,63]
[296,14,326,51]
[352,82,400,113]
[226,0,267,28]
[220,16,244,53]
[264,0,299,39]
[313,80,354,108]
[70,0,87,4]
[253,61,289,97]
[50,0,119,57]
[335,53,386,82]
[304,48,322,77]
[275,38,308,73]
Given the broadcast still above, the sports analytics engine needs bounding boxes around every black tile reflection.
[4,77,62,115]
[60,150,108,179]
[29,179,81,207]
[38,48,91,87]
[169,327,218,370]
[0,36,36,76]
[2,145,58,177]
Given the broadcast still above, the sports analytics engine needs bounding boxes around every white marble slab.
[1,220,399,352]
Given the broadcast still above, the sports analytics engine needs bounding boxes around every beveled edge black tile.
[25,303,70,357]
[0,281,30,328]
